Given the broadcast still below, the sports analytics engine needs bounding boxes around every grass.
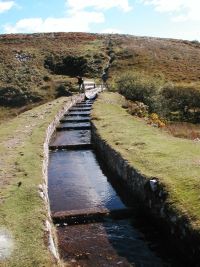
[0,96,71,267]
[92,92,200,230]
[164,122,200,140]
[0,103,48,124]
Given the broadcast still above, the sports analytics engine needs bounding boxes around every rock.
[149,179,158,192]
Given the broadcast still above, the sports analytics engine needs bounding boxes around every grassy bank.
[92,92,200,229]
[0,97,71,267]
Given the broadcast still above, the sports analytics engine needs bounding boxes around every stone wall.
[91,123,200,264]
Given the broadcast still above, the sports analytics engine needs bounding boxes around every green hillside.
[0,32,108,120]
[1,32,200,122]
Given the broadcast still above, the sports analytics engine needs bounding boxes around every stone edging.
[41,95,84,263]
[91,122,200,264]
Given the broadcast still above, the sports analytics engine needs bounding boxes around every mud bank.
[91,123,200,265]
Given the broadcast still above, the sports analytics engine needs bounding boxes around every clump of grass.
[164,122,200,140]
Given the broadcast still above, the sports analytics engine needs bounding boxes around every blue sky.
[0,0,200,40]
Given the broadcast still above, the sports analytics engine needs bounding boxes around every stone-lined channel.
[48,99,182,266]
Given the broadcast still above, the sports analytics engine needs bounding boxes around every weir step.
[57,122,91,131]
[49,144,92,151]
[60,118,90,123]
[75,103,92,106]
[75,105,92,108]
[56,125,91,131]
[52,207,134,224]
[49,130,91,147]
[66,111,91,116]
[64,113,91,117]
[58,121,91,126]
[70,108,91,111]
[78,101,93,103]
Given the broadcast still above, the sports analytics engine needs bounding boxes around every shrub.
[148,113,166,128]
[126,101,148,117]
[191,40,200,45]
[44,56,54,71]
[116,72,200,123]
[62,56,88,75]
[117,72,163,112]
[0,87,41,107]
[160,83,200,122]
[44,55,88,76]
[43,75,51,82]
[55,84,73,97]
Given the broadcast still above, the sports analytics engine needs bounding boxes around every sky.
[0,0,200,41]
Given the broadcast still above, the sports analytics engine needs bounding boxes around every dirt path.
[0,97,76,266]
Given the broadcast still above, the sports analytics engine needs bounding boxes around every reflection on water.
[48,150,126,212]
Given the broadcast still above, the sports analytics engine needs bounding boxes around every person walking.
[101,72,108,89]
[77,76,84,93]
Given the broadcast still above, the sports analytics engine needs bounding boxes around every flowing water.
[48,99,184,267]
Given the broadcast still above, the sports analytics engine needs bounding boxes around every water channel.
[48,98,184,267]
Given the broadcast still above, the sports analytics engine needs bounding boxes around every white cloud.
[101,28,122,34]
[4,11,105,33]
[66,0,132,13]
[141,0,200,21]
[141,0,183,12]
[0,1,15,13]
[4,0,132,34]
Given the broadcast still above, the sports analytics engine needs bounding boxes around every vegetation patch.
[0,32,108,120]
[44,55,88,76]
[92,92,200,230]
[0,86,41,107]
[0,97,70,267]
[116,71,200,123]
[164,122,200,140]
[117,71,163,112]
[161,83,200,122]
[107,34,200,84]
